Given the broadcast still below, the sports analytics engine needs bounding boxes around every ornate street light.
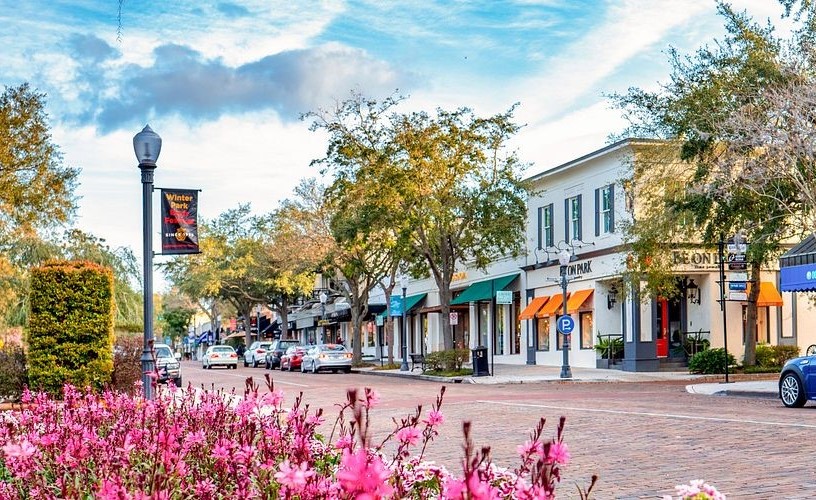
[134,125,161,400]
[319,291,328,345]
[558,248,573,379]
[400,275,409,372]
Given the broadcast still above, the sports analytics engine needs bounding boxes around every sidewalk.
[354,363,779,399]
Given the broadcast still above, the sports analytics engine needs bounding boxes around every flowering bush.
[0,376,595,498]
[664,480,726,500]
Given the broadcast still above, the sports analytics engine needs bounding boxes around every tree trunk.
[244,304,254,348]
[743,263,761,366]
[439,281,454,350]
[351,308,363,364]
[279,296,290,340]
[384,288,395,364]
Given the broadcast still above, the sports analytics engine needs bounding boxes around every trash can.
[471,346,489,377]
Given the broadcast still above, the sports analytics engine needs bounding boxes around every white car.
[301,344,353,374]
[202,345,238,370]
[154,343,182,386]
[244,341,274,368]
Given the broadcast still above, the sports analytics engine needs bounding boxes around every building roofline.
[524,137,663,183]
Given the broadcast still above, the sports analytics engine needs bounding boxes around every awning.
[378,293,427,318]
[518,296,549,320]
[566,289,594,313]
[757,282,783,307]
[536,293,565,318]
[417,304,470,314]
[450,274,519,305]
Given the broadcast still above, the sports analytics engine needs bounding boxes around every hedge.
[27,260,115,396]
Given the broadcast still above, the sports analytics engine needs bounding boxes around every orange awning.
[566,289,594,313]
[519,296,549,320]
[537,293,566,318]
[757,281,783,307]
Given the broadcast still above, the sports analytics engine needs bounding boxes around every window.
[536,317,550,351]
[565,195,582,241]
[540,204,554,248]
[595,185,614,236]
[580,312,594,349]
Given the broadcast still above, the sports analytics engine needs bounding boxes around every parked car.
[779,354,816,407]
[244,341,274,368]
[265,339,302,369]
[154,343,182,387]
[280,345,310,372]
[301,344,352,374]
[202,345,239,370]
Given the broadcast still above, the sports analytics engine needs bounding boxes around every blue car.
[779,355,816,407]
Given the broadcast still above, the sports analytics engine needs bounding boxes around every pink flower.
[261,389,285,407]
[444,477,466,498]
[274,460,315,490]
[336,449,394,499]
[364,388,380,409]
[335,435,353,450]
[397,426,421,446]
[424,409,445,427]
[516,439,543,457]
[2,440,37,460]
[547,441,570,465]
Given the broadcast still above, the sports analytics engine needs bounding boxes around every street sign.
[495,290,512,304]
[375,315,384,326]
[728,261,747,271]
[729,272,748,282]
[729,281,747,291]
[450,312,458,325]
[727,253,746,262]
[729,291,748,301]
[556,315,575,335]
[389,295,403,316]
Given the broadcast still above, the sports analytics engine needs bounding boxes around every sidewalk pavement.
[354,363,779,399]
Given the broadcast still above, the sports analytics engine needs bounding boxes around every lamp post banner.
[160,189,200,254]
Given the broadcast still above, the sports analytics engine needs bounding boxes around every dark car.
[779,354,816,407]
[280,345,309,372]
[265,339,302,369]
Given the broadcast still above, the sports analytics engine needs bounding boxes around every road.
[182,360,812,499]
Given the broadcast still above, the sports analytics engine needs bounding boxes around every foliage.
[26,260,114,396]
[426,348,470,372]
[754,344,799,368]
[0,83,78,237]
[109,335,142,395]
[594,335,624,360]
[0,381,594,498]
[688,348,736,375]
[160,305,195,338]
[0,344,27,403]
[666,480,726,500]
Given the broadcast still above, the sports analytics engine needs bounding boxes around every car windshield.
[259,343,273,349]
[155,346,173,358]
[320,344,347,352]
[213,346,234,353]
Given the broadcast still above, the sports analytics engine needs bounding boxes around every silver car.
[301,344,352,374]
[244,341,274,368]
[202,345,239,369]
[154,343,182,386]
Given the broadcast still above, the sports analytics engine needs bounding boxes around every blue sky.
[0,0,788,289]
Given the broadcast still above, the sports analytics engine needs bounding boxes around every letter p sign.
[556,315,575,335]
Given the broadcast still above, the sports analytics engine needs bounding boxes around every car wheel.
[174,377,182,387]
[343,367,351,374]
[253,357,259,368]
[311,362,318,374]
[243,358,249,367]
[288,363,293,372]
[301,362,307,373]
[265,360,271,370]
[780,372,807,408]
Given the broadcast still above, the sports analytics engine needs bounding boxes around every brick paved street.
[185,361,812,499]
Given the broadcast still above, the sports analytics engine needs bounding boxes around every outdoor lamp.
[687,279,700,305]
[399,275,409,371]
[134,125,161,400]
[319,291,328,344]
[607,285,618,309]
[558,248,571,266]
[558,247,572,379]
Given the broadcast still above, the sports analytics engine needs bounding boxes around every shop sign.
[728,261,747,271]
[495,290,512,304]
[565,260,592,276]
[729,291,748,301]
[389,295,403,316]
[451,272,467,282]
[450,312,458,325]
[671,250,721,270]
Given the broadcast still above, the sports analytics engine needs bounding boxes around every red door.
[656,298,669,357]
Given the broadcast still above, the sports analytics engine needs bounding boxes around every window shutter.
[564,199,569,242]
[609,185,615,232]
[577,194,583,240]
[537,207,542,249]
[547,203,553,246]
[594,188,600,237]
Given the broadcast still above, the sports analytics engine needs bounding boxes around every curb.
[709,389,779,399]
[353,369,467,384]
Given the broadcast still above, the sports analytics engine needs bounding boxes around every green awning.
[450,274,519,305]
[378,293,428,318]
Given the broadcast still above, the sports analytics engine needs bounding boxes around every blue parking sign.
[556,315,575,335]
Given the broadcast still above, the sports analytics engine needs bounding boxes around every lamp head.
[133,125,162,166]
[400,275,409,290]
[319,291,328,304]
[686,279,700,304]
[558,248,571,266]
[607,284,618,309]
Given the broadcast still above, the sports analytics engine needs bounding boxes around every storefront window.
[495,306,505,355]
[536,317,549,351]
[580,312,593,349]
[479,303,489,347]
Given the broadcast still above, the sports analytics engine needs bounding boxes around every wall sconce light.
[686,279,700,305]
[607,284,618,309]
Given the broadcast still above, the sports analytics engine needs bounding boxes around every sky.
[0,0,791,290]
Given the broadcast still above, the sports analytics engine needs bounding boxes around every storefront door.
[656,298,669,357]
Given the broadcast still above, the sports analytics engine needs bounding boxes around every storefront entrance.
[655,297,683,358]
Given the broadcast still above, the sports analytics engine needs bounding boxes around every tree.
[0,84,78,238]
[609,2,806,365]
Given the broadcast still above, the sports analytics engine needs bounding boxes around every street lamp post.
[134,125,161,400]
[558,248,573,379]
[400,275,409,371]
[319,291,328,345]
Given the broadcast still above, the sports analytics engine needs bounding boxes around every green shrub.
[27,260,115,396]
[754,344,799,368]
[688,348,736,374]
[594,335,623,359]
[0,344,27,402]
[426,348,469,371]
